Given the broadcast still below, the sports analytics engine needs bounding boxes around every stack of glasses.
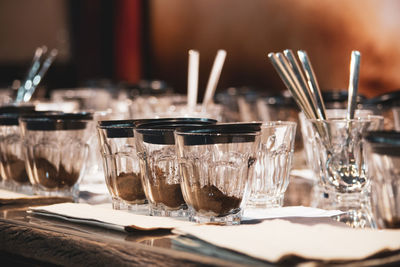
[0,105,94,201]
[97,118,297,225]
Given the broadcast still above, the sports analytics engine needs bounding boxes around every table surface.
[1,179,400,266]
[0,203,242,266]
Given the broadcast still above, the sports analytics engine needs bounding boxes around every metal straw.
[23,49,58,102]
[268,53,315,120]
[283,49,321,120]
[268,50,328,139]
[15,46,46,103]
[297,50,327,120]
[347,51,361,120]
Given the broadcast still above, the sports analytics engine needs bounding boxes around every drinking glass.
[365,131,400,229]
[299,109,374,179]
[97,120,146,210]
[0,114,30,192]
[392,107,400,131]
[19,113,93,201]
[0,107,61,193]
[247,121,296,208]
[307,116,383,196]
[51,88,112,111]
[306,115,383,228]
[130,94,223,121]
[135,119,216,217]
[175,123,261,225]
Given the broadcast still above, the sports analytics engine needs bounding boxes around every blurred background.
[0,0,400,98]
[1,0,400,213]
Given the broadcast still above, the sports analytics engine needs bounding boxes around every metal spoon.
[283,49,321,120]
[347,51,361,120]
[15,46,46,103]
[329,51,362,192]
[22,49,58,102]
[268,51,328,140]
[297,50,327,120]
[268,52,314,120]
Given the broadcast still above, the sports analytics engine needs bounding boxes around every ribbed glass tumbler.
[20,113,93,201]
[246,121,297,208]
[175,123,261,225]
[135,119,216,217]
[97,120,146,211]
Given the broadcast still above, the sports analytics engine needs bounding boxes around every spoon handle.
[297,50,327,120]
[347,51,361,120]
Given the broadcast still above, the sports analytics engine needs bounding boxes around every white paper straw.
[202,50,227,111]
[187,49,200,112]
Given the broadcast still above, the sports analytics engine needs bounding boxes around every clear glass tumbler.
[97,120,146,210]
[0,114,31,192]
[175,123,261,225]
[135,119,216,217]
[130,94,223,121]
[308,116,383,194]
[365,131,400,229]
[19,113,93,201]
[392,107,400,131]
[306,116,384,228]
[306,116,383,199]
[0,108,62,193]
[299,109,374,180]
[247,121,297,208]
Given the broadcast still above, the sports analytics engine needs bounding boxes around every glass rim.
[98,124,135,130]
[19,117,91,123]
[98,119,136,129]
[174,131,261,136]
[261,121,297,127]
[135,118,217,129]
[19,117,90,131]
[306,115,383,123]
[174,123,261,136]
[98,118,214,128]
[365,130,400,145]
[19,111,93,121]
[136,126,255,137]
[134,127,174,133]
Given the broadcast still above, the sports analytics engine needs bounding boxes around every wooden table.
[0,203,249,266]
[1,178,400,266]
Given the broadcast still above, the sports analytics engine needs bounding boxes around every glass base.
[110,198,150,215]
[150,203,189,217]
[246,194,284,209]
[189,208,242,225]
[311,186,376,229]
[126,203,150,215]
[111,198,149,213]
[311,184,370,208]
[13,183,34,195]
[112,198,125,210]
[33,185,79,202]
[1,179,16,191]
[332,206,376,229]
[324,191,370,210]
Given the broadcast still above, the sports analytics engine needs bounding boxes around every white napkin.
[290,169,316,181]
[173,219,400,262]
[29,203,194,232]
[0,189,71,205]
[243,206,344,221]
[79,183,109,195]
[28,203,346,232]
